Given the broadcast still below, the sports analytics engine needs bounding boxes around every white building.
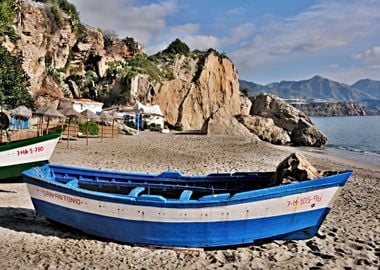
[135,102,165,128]
[60,99,103,114]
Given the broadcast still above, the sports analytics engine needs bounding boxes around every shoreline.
[0,133,379,269]
[271,143,380,173]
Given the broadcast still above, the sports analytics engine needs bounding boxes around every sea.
[310,115,380,167]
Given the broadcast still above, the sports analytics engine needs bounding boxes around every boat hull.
[23,167,351,247]
[0,132,60,180]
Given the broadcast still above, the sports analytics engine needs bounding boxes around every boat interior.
[39,165,277,200]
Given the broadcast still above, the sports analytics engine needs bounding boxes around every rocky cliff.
[2,0,142,103]
[131,52,241,130]
[1,1,326,147]
[1,1,241,131]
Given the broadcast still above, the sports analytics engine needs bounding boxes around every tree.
[0,46,33,109]
[0,0,18,35]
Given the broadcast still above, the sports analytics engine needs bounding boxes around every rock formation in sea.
[241,93,327,147]
[291,102,368,116]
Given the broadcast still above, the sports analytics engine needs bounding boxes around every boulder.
[250,93,327,146]
[250,93,312,132]
[271,153,322,185]
[201,108,252,137]
[67,80,80,98]
[290,119,327,147]
[238,115,290,144]
[240,96,252,116]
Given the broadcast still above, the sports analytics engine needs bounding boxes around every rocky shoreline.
[0,133,379,269]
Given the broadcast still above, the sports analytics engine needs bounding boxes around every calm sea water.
[311,116,380,166]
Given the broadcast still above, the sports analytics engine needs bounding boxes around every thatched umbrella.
[11,105,32,118]
[34,107,66,135]
[60,107,81,148]
[110,111,124,139]
[10,105,32,131]
[80,109,100,146]
[42,107,65,134]
[99,111,113,142]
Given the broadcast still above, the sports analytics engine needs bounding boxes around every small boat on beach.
[0,131,61,180]
[22,164,352,248]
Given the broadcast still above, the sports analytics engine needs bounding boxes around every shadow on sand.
[0,207,88,240]
[0,207,276,250]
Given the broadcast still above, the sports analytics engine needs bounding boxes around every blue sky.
[70,0,380,85]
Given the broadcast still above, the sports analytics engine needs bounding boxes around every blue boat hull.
[31,197,329,247]
[22,164,351,248]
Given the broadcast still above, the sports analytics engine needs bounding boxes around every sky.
[69,0,380,85]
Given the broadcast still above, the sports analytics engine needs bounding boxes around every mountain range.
[240,76,380,101]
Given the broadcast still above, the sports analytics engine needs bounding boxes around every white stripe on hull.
[27,184,340,223]
[0,138,59,167]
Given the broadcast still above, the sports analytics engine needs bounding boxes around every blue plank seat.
[128,187,145,197]
[179,190,193,200]
[199,193,230,202]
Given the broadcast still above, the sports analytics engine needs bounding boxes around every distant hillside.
[240,75,378,101]
[352,79,380,99]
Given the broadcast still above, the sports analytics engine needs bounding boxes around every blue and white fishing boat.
[22,164,352,248]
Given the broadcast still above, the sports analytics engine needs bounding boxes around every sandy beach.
[0,132,379,269]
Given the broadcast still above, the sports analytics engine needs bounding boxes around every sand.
[0,132,379,269]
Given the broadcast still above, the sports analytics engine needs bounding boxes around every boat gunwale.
[0,130,61,152]
[22,164,352,208]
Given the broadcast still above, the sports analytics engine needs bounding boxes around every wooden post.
[101,124,104,142]
[111,120,114,139]
[86,120,89,146]
[46,118,50,135]
[67,118,70,149]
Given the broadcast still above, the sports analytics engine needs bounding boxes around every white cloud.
[170,23,200,36]
[70,0,177,44]
[230,0,380,80]
[328,64,340,69]
[325,64,380,84]
[227,7,245,16]
[183,35,221,51]
[355,46,380,62]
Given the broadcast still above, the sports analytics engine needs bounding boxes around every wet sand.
[0,132,379,269]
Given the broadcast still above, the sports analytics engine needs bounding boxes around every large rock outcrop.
[201,108,252,137]
[3,0,142,100]
[3,1,242,131]
[135,53,242,130]
[238,115,291,145]
[250,93,311,132]
[244,93,327,146]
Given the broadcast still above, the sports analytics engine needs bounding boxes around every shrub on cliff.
[163,39,190,56]
[0,46,33,109]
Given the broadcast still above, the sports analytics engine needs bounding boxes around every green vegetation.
[0,0,19,42]
[103,29,118,47]
[163,39,190,56]
[241,88,249,97]
[122,36,141,54]
[0,0,17,33]
[0,46,33,109]
[148,123,162,132]
[34,0,84,35]
[79,120,99,135]
[125,54,164,82]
